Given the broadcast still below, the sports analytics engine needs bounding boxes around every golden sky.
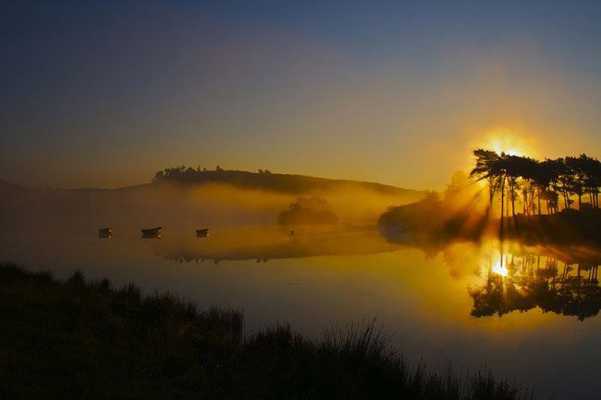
[2,2,601,189]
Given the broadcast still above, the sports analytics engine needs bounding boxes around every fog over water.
[2,179,422,231]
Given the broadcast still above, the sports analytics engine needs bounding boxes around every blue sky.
[2,1,601,188]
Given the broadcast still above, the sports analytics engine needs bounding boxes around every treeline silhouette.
[153,166,420,196]
[0,263,528,399]
[471,150,601,217]
[379,151,601,248]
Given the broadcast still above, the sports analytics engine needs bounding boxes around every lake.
[2,226,600,399]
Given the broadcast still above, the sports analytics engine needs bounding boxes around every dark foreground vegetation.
[0,264,528,400]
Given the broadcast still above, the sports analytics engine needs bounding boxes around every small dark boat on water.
[196,228,209,238]
[141,226,162,238]
[98,227,112,239]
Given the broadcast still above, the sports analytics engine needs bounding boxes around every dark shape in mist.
[277,196,338,226]
[196,228,209,238]
[378,173,489,251]
[0,263,528,399]
[141,226,162,239]
[98,227,112,239]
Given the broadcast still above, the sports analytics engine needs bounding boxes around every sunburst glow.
[492,260,509,277]
[484,128,535,157]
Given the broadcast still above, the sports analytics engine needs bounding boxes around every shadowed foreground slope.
[0,264,528,400]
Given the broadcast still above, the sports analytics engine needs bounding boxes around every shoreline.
[0,263,528,399]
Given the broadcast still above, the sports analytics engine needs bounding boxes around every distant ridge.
[152,168,423,197]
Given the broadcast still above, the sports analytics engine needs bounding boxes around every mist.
[1,178,423,237]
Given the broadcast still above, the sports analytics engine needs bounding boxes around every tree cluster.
[153,165,226,181]
[470,149,601,217]
[278,196,338,226]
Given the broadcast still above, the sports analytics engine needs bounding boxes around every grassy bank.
[0,263,528,399]
[379,196,601,250]
[502,209,601,246]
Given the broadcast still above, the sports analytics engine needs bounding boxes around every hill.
[0,170,425,232]
[152,167,422,197]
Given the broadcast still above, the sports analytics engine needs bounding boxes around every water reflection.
[470,244,601,320]
[150,227,398,263]
[147,228,601,322]
[2,227,601,397]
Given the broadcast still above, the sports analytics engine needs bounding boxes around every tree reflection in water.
[470,248,600,320]
[148,227,601,321]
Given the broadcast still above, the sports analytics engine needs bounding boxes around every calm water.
[2,227,600,399]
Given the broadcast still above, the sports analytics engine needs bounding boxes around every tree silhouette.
[470,149,601,217]
[470,149,503,212]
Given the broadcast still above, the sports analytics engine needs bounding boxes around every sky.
[2,0,601,189]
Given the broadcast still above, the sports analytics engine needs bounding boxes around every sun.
[483,128,535,157]
[492,261,509,277]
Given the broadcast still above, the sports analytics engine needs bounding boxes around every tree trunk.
[488,179,495,212]
[500,176,506,238]
[510,186,516,218]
